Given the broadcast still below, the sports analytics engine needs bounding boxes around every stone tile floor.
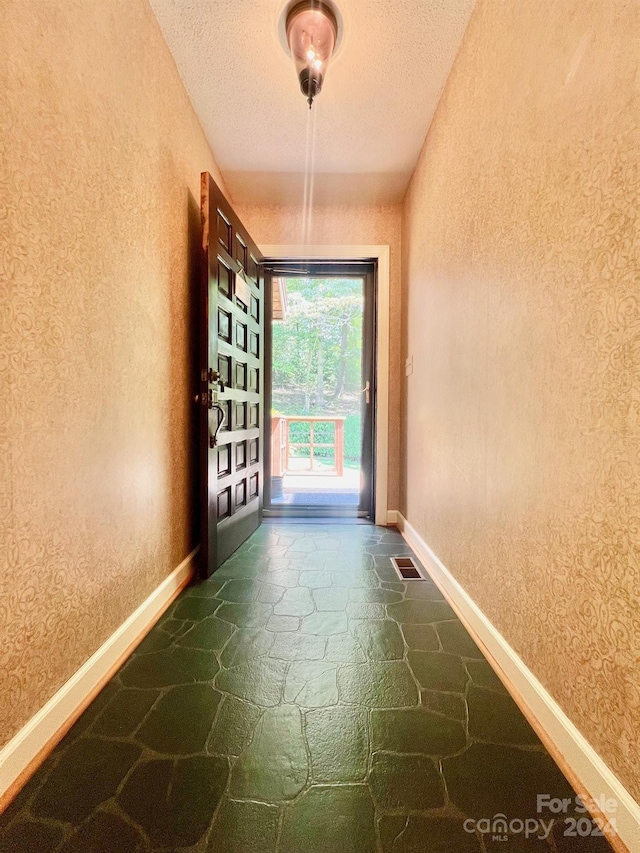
[0,524,614,852]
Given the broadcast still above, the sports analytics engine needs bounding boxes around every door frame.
[261,244,390,526]
[263,261,376,520]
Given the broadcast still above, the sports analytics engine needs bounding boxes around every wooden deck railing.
[271,416,345,477]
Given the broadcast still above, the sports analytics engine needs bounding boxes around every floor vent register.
[390,557,425,580]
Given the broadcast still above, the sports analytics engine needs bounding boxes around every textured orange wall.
[0,0,227,747]
[401,0,640,797]
[235,203,403,511]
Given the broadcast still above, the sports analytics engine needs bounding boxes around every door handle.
[362,380,370,405]
[209,403,226,448]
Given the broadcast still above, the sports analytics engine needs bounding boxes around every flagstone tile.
[118,756,228,848]
[229,705,308,801]
[280,786,376,853]
[305,706,369,782]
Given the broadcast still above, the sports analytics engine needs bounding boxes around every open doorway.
[264,261,376,518]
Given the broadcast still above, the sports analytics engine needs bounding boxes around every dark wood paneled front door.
[198,173,264,577]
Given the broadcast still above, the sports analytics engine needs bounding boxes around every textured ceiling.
[149,0,476,204]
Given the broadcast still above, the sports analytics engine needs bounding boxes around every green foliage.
[311,422,335,443]
[272,277,365,471]
[288,421,311,443]
[272,277,363,413]
[344,415,362,465]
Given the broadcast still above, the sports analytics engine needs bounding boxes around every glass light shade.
[286,2,337,107]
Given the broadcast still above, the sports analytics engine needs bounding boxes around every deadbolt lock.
[203,367,225,392]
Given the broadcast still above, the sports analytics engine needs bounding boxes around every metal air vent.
[391,557,424,580]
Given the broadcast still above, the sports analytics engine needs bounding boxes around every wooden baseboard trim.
[386,509,400,525]
[396,513,639,853]
[0,548,197,812]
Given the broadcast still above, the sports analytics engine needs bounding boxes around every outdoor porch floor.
[0,524,613,852]
[271,463,360,506]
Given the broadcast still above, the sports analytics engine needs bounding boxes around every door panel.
[199,173,264,577]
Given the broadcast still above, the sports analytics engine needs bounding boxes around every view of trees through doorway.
[269,268,375,514]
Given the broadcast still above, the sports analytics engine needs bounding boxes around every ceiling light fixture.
[285,0,338,108]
